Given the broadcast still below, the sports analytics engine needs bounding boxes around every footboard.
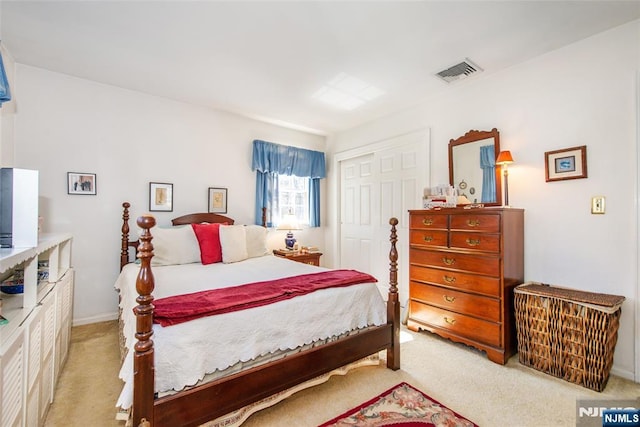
[131,216,400,427]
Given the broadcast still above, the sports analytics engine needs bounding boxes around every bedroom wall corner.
[635,68,640,383]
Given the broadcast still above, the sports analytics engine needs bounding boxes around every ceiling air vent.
[436,59,483,83]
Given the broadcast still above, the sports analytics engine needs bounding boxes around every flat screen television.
[0,168,38,248]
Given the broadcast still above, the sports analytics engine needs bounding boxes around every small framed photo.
[545,145,588,182]
[67,172,97,195]
[208,187,227,213]
[149,182,173,212]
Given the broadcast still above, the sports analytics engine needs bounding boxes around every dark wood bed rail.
[127,208,400,427]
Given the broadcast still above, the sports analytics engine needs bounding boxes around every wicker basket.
[514,282,625,391]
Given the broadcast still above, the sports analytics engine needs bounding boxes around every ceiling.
[2,1,639,135]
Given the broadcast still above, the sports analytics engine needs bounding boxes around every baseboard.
[73,312,118,327]
[610,365,636,382]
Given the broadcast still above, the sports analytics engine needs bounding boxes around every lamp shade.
[276,212,301,231]
[496,150,514,165]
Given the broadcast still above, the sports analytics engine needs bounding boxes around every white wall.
[12,65,326,324]
[328,20,639,380]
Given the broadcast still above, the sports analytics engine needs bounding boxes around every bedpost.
[121,202,131,271]
[133,215,156,427]
[387,217,400,370]
[261,206,267,227]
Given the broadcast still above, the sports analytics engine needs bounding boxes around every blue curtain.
[309,178,321,227]
[479,145,496,203]
[255,171,279,227]
[252,140,326,227]
[0,52,11,106]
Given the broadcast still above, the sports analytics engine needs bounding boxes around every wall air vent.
[436,59,483,83]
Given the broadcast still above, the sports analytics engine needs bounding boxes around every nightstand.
[273,249,323,266]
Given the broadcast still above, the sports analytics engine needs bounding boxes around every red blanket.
[153,269,378,326]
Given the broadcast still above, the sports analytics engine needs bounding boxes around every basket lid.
[515,282,625,308]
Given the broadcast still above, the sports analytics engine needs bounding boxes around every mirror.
[448,128,502,206]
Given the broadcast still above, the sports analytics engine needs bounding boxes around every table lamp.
[276,212,301,250]
[496,150,514,207]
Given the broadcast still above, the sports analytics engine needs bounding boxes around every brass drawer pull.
[442,257,455,265]
[444,316,456,325]
[443,275,456,284]
[467,219,480,227]
[423,235,434,242]
[422,218,434,226]
[443,295,456,303]
[466,238,480,246]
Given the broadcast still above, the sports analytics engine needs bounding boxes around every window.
[277,175,309,226]
[252,139,325,227]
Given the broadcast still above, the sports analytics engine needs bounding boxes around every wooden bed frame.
[119,202,401,427]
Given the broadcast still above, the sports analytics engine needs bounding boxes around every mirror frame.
[448,128,502,207]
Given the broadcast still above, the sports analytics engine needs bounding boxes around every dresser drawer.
[450,232,500,253]
[410,248,500,276]
[450,214,500,232]
[409,301,501,347]
[409,265,500,297]
[409,213,448,230]
[409,230,448,248]
[410,281,500,322]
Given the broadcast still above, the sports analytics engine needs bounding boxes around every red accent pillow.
[191,223,224,265]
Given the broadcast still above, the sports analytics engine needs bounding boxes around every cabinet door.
[54,270,74,381]
[1,329,25,427]
[40,292,56,422]
[26,306,44,427]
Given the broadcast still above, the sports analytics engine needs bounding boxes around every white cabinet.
[0,234,73,427]
[1,328,24,427]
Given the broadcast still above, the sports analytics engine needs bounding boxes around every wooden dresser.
[407,208,524,364]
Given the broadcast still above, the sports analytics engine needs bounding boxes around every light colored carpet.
[45,321,640,426]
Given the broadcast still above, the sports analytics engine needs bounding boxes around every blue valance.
[252,140,326,178]
[0,52,11,106]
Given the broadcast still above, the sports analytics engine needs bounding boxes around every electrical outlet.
[591,196,605,214]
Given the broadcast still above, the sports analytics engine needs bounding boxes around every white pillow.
[140,226,200,266]
[219,225,248,263]
[245,225,269,258]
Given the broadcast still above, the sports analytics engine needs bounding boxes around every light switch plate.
[591,196,605,214]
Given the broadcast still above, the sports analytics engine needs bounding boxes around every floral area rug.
[318,382,477,427]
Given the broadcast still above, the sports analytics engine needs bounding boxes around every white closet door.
[338,130,429,307]
[340,153,375,275]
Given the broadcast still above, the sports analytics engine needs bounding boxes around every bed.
[117,202,401,427]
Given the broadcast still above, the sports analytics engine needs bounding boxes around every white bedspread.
[115,255,386,409]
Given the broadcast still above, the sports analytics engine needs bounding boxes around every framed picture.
[149,182,173,212]
[67,172,97,195]
[208,187,227,213]
[545,145,588,182]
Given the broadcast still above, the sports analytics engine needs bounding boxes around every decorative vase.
[285,232,296,250]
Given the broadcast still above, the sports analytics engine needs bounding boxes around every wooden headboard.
[120,202,267,270]
[171,212,235,226]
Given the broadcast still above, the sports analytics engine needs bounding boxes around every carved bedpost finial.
[261,206,267,228]
[133,214,156,426]
[388,217,398,296]
[136,214,156,313]
[121,202,131,271]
